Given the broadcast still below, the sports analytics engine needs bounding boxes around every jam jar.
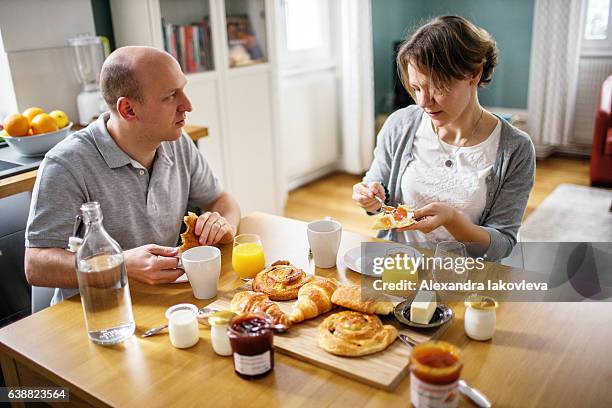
[410,341,463,408]
[227,314,274,379]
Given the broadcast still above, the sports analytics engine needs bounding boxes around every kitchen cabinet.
[110,0,285,215]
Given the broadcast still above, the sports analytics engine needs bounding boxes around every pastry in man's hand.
[252,260,313,301]
[230,290,291,327]
[289,277,339,324]
[179,211,200,253]
[331,285,394,315]
[317,310,398,356]
[371,204,415,230]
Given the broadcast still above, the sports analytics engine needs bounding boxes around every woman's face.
[407,62,476,128]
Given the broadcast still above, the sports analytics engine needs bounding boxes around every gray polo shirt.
[26,113,223,302]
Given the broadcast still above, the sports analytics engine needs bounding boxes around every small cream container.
[166,304,200,349]
[464,295,498,341]
[208,310,236,356]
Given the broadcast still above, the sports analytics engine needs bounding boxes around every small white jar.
[464,295,498,341]
[208,310,236,356]
[166,304,200,349]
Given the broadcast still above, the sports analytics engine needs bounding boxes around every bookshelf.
[110,0,283,215]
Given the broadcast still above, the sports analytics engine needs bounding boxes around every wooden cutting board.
[207,294,450,391]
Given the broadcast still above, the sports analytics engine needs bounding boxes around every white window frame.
[277,0,334,69]
[582,0,612,56]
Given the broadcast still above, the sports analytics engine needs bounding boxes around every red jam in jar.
[227,314,274,379]
[410,341,462,408]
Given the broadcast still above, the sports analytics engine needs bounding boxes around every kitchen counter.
[0,124,208,199]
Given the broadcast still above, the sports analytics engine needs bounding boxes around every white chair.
[31,286,55,314]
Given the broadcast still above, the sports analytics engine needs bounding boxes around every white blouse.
[399,112,501,244]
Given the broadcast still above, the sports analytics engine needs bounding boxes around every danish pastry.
[317,310,397,356]
[252,260,313,301]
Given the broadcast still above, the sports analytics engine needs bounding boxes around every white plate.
[343,244,423,276]
[172,272,188,283]
[343,246,372,275]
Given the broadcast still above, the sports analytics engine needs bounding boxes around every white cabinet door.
[279,70,338,181]
[224,69,279,215]
[185,77,226,185]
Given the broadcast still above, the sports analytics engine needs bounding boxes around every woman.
[353,16,535,261]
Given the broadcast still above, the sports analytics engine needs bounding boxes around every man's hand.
[123,244,184,285]
[352,181,386,213]
[195,211,236,246]
[396,202,458,233]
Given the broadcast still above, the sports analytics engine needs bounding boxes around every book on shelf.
[161,17,214,73]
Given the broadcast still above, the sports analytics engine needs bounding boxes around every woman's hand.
[352,182,386,213]
[396,202,457,233]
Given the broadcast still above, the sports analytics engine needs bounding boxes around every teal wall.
[372,0,535,115]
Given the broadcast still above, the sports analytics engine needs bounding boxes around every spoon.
[141,306,219,338]
[458,380,492,408]
[398,333,419,347]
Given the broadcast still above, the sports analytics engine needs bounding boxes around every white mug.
[181,246,221,299]
[307,217,342,268]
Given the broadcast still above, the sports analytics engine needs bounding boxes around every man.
[25,46,240,304]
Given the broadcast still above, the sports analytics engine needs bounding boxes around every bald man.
[25,46,240,305]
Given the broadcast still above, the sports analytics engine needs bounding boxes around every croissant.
[252,260,313,301]
[289,277,339,324]
[179,212,200,252]
[317,311,398,356]
[331,285,394,315]
[230,291,291,327]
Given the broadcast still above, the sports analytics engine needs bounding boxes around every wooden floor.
[283,156,591,237]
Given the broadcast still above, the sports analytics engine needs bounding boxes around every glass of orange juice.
[232,234,266,279]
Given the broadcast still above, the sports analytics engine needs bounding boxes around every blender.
[68,35,108,125]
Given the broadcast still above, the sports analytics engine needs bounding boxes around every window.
[583,0,612,55]
[278,0,333,68]
[284,0,323,51]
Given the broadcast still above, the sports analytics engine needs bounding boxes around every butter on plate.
[410,291,437,324]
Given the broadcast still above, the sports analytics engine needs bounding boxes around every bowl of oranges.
[1,107,72,157]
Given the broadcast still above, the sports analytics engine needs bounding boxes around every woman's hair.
[396,15,498,99]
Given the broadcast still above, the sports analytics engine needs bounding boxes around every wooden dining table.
[1,212,611,407]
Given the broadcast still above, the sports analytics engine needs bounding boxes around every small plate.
[394,300,454,328]
[343,245,422,276]
[343,246,370,274]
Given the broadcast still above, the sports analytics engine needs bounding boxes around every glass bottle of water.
[75,202,135,345]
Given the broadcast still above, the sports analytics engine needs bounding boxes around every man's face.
[134,56,192,142]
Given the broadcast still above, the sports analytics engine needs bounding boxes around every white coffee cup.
[307,217,342,268]
[181,246,221,299]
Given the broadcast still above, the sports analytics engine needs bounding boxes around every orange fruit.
[23,107,45,125]
[3,113,30,136]
[30,113,58,135]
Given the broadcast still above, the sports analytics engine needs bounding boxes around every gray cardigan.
[363,105,536,261]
